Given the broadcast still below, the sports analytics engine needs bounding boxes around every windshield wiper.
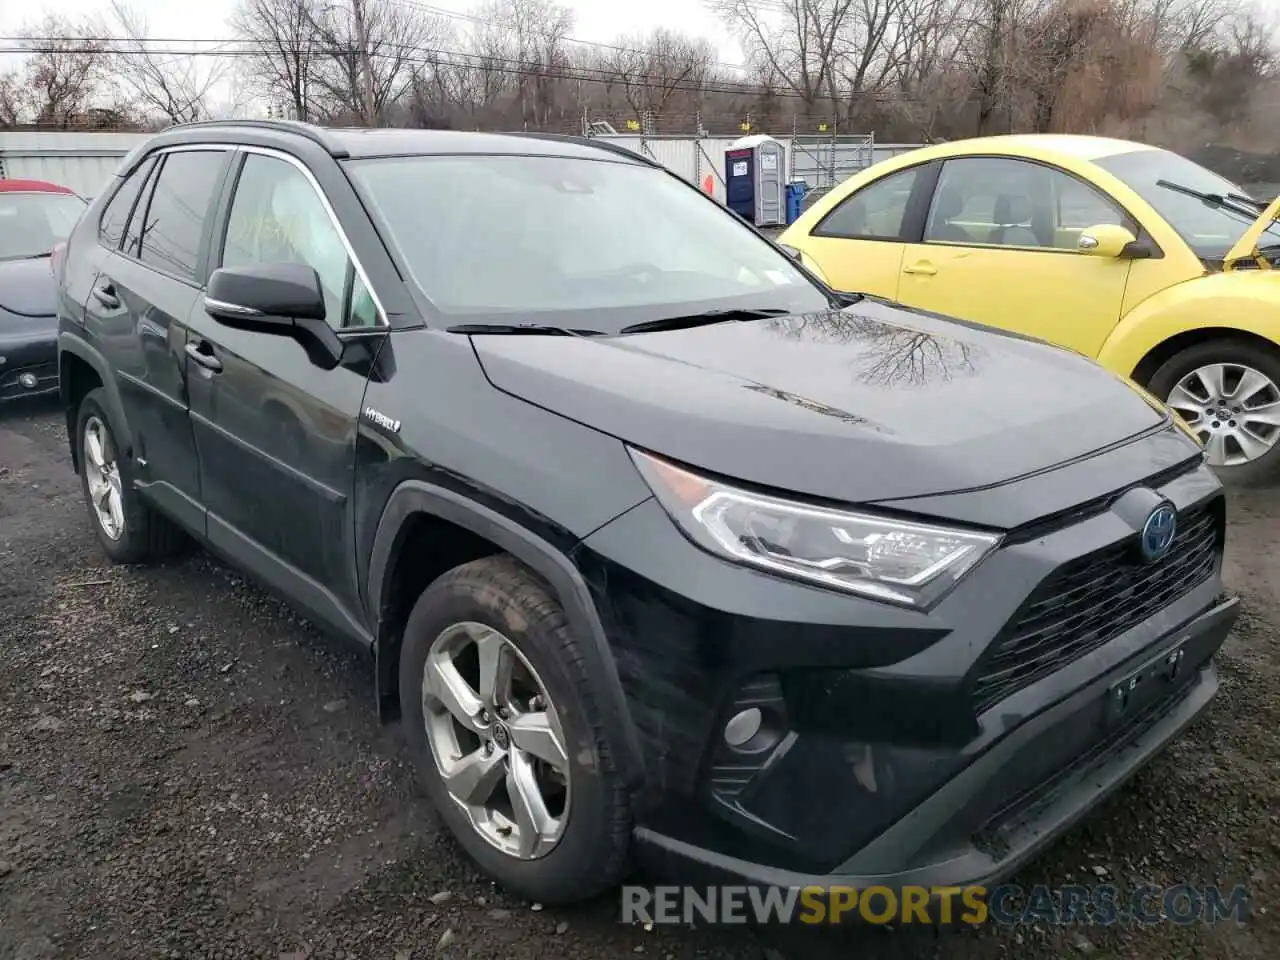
[2,252,53,262]
[446,322,606,337]
[619,307,790,335]
[1156,179,1265,219]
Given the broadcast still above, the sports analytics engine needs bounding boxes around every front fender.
[366,478,646,789]
[1098,272,1280,378]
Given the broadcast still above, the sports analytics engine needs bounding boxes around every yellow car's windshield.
[1094,148,1280,263]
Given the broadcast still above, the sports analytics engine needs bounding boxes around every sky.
[0,0,747,77]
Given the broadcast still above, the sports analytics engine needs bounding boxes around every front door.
[185,149,383,634]
[896,156,1134,357]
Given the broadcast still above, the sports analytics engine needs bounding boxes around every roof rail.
[502,131,663,168]
[158,118,349,157]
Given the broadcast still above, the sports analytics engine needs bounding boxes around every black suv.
[56,120,1237,905]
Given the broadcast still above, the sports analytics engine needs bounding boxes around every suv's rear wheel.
[399,555,630,904]
[75,388,185,562]
[1147,338,1280,486]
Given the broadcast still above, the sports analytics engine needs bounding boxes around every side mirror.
[1077,224,1145,259]
[204,262,343,370]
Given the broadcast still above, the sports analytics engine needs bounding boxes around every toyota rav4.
[55,120,1237,905]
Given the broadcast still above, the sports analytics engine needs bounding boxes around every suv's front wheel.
[75,388,185,562]
[399,555,630,904]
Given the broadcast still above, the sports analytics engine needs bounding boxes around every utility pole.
[352,0,378,126]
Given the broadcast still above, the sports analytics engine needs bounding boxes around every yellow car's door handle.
[903,261,937,276]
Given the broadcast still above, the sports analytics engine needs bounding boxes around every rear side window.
[98,157,155,250]
[137,150,229,282]
[813,166,925,241]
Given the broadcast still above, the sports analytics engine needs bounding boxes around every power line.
[0,37,922,102]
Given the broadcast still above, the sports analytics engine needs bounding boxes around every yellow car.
[779,134,1280,483]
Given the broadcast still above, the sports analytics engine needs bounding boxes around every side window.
[925,157,1129,252]
[222,154,363,328]
[137,150,229,282]
[813,166,924,241]
[122,161,160,258]
[97,157,154,250]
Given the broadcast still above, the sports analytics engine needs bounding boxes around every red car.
[0,179,87,400]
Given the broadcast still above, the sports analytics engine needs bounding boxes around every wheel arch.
[58,334,126,473]
[367,479,644,789]
[1129,326,1280,387]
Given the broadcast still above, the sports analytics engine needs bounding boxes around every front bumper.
[0,328,58,400]
[575,452,1234,888]
[633,595,1234,891]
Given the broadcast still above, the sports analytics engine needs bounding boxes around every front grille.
[971,501,1221,712]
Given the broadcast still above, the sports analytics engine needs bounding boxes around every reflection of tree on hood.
[766,311,979,387]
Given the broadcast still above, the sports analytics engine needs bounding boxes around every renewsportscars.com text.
[621,883,1250,926]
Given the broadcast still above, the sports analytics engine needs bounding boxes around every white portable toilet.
[724,134,786,227]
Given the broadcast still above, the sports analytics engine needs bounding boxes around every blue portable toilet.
[724,134,786,227]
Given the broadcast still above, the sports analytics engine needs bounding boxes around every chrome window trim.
[146,142,390,329]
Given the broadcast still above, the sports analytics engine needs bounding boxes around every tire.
[399,554,630,904]
[75,387,186,563]
[1146,338,1280,487]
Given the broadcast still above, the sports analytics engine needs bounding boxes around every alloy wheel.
[1166,362,1280,467]
[83,415,126,541]
[421,621,570,860]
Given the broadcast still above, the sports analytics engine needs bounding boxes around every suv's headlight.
[629,449,1001,608]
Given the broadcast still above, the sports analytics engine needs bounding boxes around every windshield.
[345,154,830,333]
[0,191,87,261]
[1093,148,1280,261]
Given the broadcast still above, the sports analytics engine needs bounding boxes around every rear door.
[83,147,232,531]
[184,147,384,635]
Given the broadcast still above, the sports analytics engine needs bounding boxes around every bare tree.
[231,0,324,122]
[16,15,107,127]
[708,0,861,115]
[309,0,449,125]
[104,1,226,125]
[603,29,716,124]
[0,72,23,126]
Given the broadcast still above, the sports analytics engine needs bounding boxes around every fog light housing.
[18,372,38,389]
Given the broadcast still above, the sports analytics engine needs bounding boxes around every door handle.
[91,283,120,309]
[902,262,938,276]
[185,341,223,373]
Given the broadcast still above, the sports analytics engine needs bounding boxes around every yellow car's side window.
[814,166,924,241]
[925,157,1129,253]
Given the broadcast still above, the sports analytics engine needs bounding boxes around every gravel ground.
[1,399,1277,960]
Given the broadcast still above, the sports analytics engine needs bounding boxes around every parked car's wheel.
[1147,338,1280,486]
[399,555,630,904]
[75,388,186,562]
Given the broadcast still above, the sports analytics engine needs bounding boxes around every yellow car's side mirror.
[1077,223,1141,258]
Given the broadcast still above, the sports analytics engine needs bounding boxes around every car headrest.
[994,194,1031,224]
[934,189,964,220]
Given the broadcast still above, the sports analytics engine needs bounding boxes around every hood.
[0,257,57,317]
[1225,192,1280,269]
[471,299,1168,505]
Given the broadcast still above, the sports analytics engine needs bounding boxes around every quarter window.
[98,158,154,250]
[136,150,229,281]
[814,166,924,241]
[222,154,368,328]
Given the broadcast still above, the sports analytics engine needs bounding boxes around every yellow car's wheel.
[1148,338,1280,486]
